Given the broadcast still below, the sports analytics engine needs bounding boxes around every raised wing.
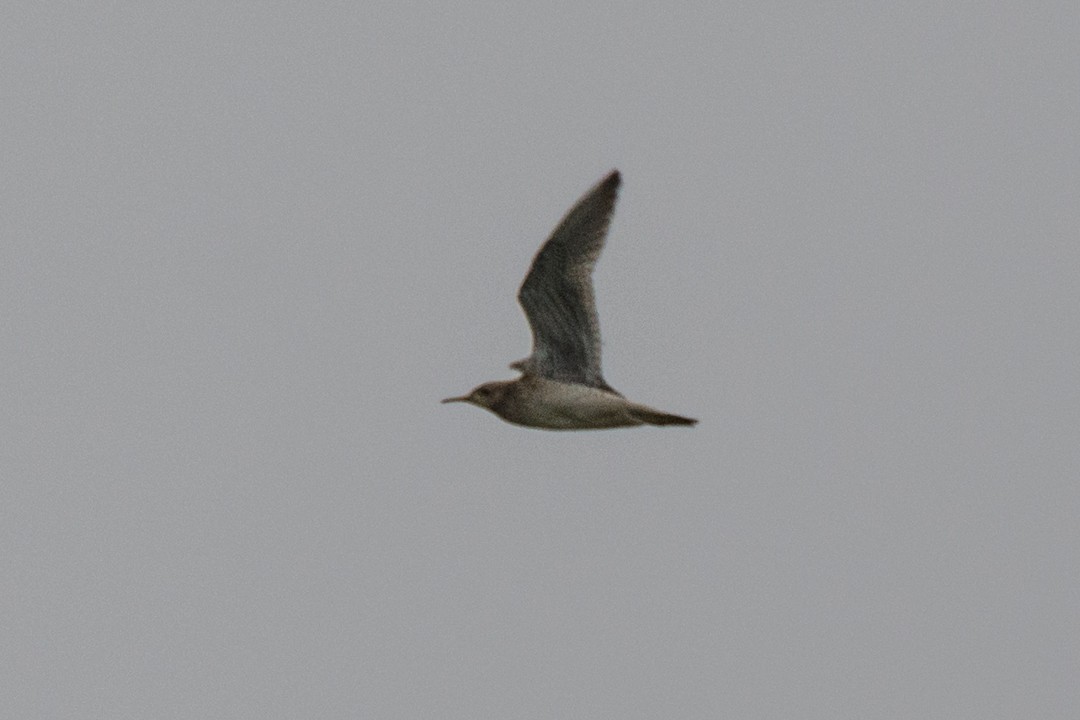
[513,170,621,392]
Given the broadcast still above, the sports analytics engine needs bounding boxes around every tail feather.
[629,405,698,427]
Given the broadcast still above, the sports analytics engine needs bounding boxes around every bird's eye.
[476,387,490,397]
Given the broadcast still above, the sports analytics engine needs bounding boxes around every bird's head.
[441,381,513,412]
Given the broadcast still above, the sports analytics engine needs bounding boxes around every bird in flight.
[442,170,697,430]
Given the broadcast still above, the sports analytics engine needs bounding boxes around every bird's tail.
[628,405,698,427]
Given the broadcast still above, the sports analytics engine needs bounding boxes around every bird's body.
[455,375,695,430]
[443,170,696,430]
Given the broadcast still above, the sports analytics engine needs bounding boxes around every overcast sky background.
[3,4,1078,718]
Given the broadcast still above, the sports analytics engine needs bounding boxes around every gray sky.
[3,4,1078,718]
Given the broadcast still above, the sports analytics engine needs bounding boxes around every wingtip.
[605,169,621,187]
